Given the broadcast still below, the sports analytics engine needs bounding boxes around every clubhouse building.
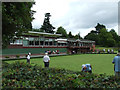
[2,31,95,57]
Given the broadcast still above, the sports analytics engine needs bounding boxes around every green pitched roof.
[23,31,62,37]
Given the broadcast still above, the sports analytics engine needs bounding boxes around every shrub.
[16,55,20,58]
[2,61,120,88]
[5,56,9,58]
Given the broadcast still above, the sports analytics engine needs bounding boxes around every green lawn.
[4,54,116,75]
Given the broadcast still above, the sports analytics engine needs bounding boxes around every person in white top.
[27,52,31,64]
[43,53,50,67]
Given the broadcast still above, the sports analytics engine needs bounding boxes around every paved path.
[1,53,68,61]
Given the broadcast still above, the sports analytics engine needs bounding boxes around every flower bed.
[2,61,120,88]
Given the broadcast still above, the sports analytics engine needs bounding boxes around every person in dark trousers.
[27,52,31,64]
[43,53,50,67]
[112,49,120,76]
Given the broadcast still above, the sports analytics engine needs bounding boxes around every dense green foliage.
[84,23,120,47]
[56,26,68,38]
[56,26,82,39]
[2,61,120,88]
[74,32,83,39]
[68,31,74,38]
[40,13,55,33]
[2,2,35,48]
[95,23,106,33]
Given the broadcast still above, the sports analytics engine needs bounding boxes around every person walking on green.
[43,53,50,68]
[27,52,31,64]
[112,49,120,76]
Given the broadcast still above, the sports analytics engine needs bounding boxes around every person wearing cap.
[82,64,86,72]
[43,53,50,67]
[112,49,120,76]
[81,64,92,73]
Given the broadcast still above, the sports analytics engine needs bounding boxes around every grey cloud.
[32,1,118,37]
[63,2,118,30]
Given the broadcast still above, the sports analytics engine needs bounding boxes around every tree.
[118,41,120,47]
[32,28,40,32]
[95,23,106,33]
[85,23,119,47]
[109,29,119,46]
[106,38,115,47]
[84,30,100,45]
[41,13,55,33]
[118,36,120,47]
[78,32,82,39]
[68,31,74,38]
[99,28,114,47]
[74,32,83,39]
[2,2,35,48]
[56,26,68,38]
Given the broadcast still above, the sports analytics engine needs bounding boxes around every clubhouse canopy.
[3,31,95,56]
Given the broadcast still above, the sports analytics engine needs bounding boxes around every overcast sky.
[31,0,119,38]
